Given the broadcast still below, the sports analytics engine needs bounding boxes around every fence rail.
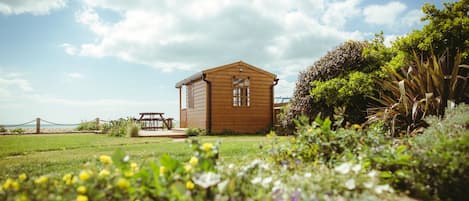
[0,118,104,134]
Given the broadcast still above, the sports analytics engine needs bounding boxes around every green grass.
[0,133,271,180]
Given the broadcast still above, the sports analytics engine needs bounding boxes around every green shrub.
[103,118,140,137]
[0,125,6,133]
[11,128,25,134]
[185,127,206,136]
[76,121,99,131]
[367,51,468,136]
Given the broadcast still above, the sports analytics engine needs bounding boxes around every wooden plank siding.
[185,80,207,129]
[205,62,275,133]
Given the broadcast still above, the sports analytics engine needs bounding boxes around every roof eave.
[175,72,204,88]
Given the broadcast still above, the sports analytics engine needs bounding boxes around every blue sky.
[0,0,447,124]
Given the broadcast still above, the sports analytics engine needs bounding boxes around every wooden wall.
[205,63,274,133]
[185,80,207,129]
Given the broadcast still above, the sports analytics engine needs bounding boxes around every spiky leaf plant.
[367,50,469,136]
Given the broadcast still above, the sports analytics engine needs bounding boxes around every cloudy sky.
[0,0,444,124]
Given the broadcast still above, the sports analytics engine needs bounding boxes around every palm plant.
[367,50,468,136]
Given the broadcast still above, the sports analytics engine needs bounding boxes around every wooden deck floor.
[138,128,187,138]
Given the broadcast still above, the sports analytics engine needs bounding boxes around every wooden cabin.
[175,61,278,134]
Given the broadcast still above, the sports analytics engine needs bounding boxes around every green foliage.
[185,127,207,136]
[103,118,141,137]
[10,128,25,134]
[0,139,410,201]
[76,121,99,131]
[368,51,468,136]
[367,104,469,201]
[394,0,469,62]
[0,125,6,133]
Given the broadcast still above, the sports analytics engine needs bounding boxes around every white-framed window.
[233,77,250,107]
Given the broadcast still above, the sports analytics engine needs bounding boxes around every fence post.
[96,118,100,130]
[36,118,40,134]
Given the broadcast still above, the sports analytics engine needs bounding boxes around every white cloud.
[65,72,83,79]
[0,0,66,15]
[363,1,407,26]
[70,0,366,77]
[402,9,422,26]
[61,43,77,55]
[322,0,361,28]
[0,77,33,92]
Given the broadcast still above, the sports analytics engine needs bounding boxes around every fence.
[0,118,107,134]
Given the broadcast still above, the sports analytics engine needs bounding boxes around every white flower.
[261,177,272,188]
[352,164,361,173]
[123,155,130,162]
[368,170,378,178]
[217,179,229,192]
[228,164,234,169]
[344,179,356,190]
[335,163,352,174]
[192,172,221,188]
[374,184,392,194]
[251,177,261,184]
[304,172,312,178]
[364,181,374,189]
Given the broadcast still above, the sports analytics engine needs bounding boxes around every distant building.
[175,61,278,134]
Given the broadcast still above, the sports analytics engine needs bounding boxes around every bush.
[11,128,25,134]
[0,125,7,133]
[185,127,206,136]
[367,51,468,136]
[76,121,100,131]
[103,118,140,137]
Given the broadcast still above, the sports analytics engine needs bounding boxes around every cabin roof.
[175,61,276,88]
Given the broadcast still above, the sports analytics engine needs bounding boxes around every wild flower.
[131,162,138,172]
[334,162,352,174]
[374,184,393,194]
[184,164,192,172]
[186,181,195,190]
[345,179,356,190]
[159,166,166,175]
[76,195,88,201]
[352,164,361,173]
[99,155,112,165]
[79,171,91,181]
[98,169,110,178]
[63,173,74,185]
[189,157,198,166]
[116,178,130,190]
[202,143,214,152]
[77,186,87,194]
[34,176,48,185]
[3,178,19,191]
[193,172,220,188]
[18,173,27,181]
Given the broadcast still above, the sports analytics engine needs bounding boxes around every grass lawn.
[0,133,272,180]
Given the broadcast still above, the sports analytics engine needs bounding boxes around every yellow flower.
[352,124,362,130]
[79,171,91,181]
[99,155,112,165]
[189,157,198,166]
[3,178,19,191]
[201,143,214,152]
[77,186,87,194]
[34,176,48,185]
[18,173,27,181]
[124,171,133,177]
[159,166,166,175]
[62,173,75,185]
[184,164,192,172]
[116,178,130,190]
[131,162,138,172]
[98,169,110,178]
[15,194,28,201]
[76,195,88,201]
[186,181,195,190]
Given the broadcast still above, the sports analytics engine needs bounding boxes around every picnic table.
[137,112,173,130]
